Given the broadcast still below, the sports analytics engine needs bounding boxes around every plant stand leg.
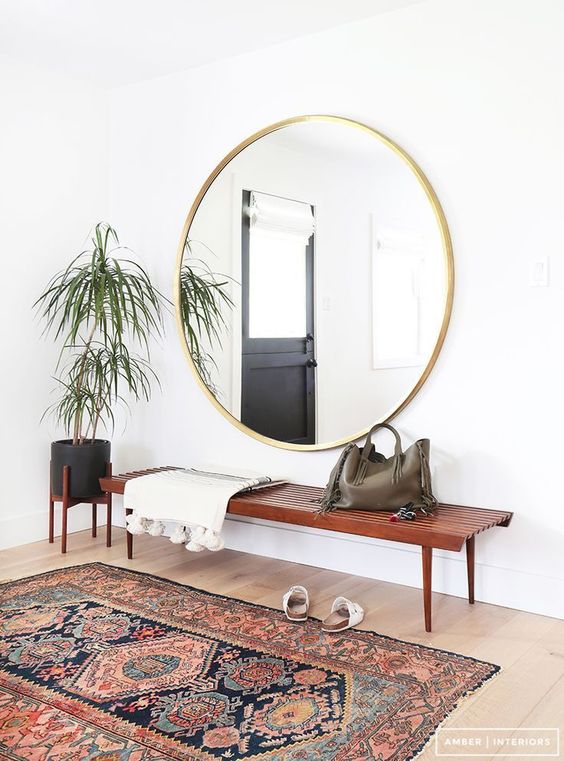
[126,508,133,560]
[92,504,97,537]
[105,462,112,548]
[49,499,55,544]
[61,465,70,554]
[422,546,433,632]
[467,536,475,604]
[49,462,54,544]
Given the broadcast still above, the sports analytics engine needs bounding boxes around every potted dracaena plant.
[35,222,166,498]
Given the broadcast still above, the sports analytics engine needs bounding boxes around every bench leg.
[466,536,475,604]
[126,508,133,560]
[92,504,97,537]
[422,546,433,632]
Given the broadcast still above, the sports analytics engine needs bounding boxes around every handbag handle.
[360,423,403,461]
[354,423,404,486]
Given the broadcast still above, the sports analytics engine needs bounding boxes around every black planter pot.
[51,439,111,498]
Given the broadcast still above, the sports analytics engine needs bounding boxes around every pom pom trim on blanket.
[126,513,224,553]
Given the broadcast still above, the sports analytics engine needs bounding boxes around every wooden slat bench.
[100,467,513,632]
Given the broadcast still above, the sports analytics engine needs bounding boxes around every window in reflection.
[247,192,314,338]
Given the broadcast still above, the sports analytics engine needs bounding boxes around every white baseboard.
[0,507,105,551]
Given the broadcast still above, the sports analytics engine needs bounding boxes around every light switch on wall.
[530,257,549,287]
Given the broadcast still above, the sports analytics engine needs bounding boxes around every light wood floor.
[1,528,562,760]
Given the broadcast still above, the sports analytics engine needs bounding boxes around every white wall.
[108,0,564,621]
[0,56,109,551]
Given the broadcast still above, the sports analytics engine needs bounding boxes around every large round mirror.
[175,116,453,450]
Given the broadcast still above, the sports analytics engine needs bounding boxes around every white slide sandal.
[321,596,364,632]
[283,585,310,622]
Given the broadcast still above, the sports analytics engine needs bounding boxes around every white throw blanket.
[124,466,281,552]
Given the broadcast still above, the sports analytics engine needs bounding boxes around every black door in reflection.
[241,190,316,444]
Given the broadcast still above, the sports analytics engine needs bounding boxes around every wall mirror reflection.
[176,116,453,450]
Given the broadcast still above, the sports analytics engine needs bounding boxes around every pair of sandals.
[282,585,364,632]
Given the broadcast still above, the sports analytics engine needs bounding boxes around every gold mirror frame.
[174,115,454,451]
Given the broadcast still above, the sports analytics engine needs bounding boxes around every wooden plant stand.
[49,462,113,554]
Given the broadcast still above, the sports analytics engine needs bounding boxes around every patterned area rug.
[0,563,498,760]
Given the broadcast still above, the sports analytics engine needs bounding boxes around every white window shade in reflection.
[248,192,315,338]
[372,224,426,369]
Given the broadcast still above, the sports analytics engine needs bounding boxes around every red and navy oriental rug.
[0,563,498,760]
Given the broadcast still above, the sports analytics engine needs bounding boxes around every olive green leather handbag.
[318,423,437,515]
